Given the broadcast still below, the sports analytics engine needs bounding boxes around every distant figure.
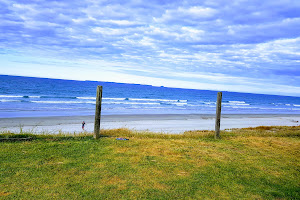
[82,121,86,130]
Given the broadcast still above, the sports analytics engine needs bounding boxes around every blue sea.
[0,75,300,118]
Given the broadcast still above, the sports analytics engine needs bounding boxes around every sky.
[0,0,300,97]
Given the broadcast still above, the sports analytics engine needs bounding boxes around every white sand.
[0,114,299,134]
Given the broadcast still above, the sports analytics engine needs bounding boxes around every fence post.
[215,92,222,139]
[94,85,103,139]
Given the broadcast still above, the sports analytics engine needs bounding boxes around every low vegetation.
[1,126,299,199]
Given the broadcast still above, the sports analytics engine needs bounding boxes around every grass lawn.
[0,126,300,199]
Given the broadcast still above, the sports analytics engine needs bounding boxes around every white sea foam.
[123,98,187,102]
[294,104,300,107]
[0,100,21,102]
[0,95,23,98]
[31,101,95,104]
[78,97,188,103]
[29,96,41,98]
[0,95,40,98]
[103,98,126,101]
[78,97,125,100]
[229,101,246,104]
[77,97,95,100]
[223,103,250,106]
[259,107,287,110]
[103,102,161,105]
[224,101,250,106]
[173,103,187,106]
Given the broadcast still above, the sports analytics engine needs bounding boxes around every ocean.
[0,75,300,118]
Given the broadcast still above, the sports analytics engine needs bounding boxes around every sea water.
[0,75,300,118]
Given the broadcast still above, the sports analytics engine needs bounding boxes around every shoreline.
[1,114,300,134]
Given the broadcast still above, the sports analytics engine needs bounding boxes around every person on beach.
[82,121,86,130]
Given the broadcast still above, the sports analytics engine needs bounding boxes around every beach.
[1,114,299,134]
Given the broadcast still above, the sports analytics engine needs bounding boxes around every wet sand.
[0,114,299,134]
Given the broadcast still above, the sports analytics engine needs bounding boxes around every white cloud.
[72,16,96,24]
[100,19,139,26]
[1,0,300,96]
[155,6,217,23]
[147,25,180,38]
[92,27,128,35]
[183,6,217,18]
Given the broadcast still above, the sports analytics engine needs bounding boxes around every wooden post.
[215,92,222,139]
[94,85,103,139]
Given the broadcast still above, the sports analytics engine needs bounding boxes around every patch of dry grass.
[1,126,299,199]
[225,125,300,137]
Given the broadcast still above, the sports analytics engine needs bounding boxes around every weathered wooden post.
[94,85,103,139]
[215,92,222,139]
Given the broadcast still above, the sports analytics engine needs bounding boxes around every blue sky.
[1,0,300,96]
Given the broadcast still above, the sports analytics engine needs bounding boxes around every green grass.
[1,126,299,199]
